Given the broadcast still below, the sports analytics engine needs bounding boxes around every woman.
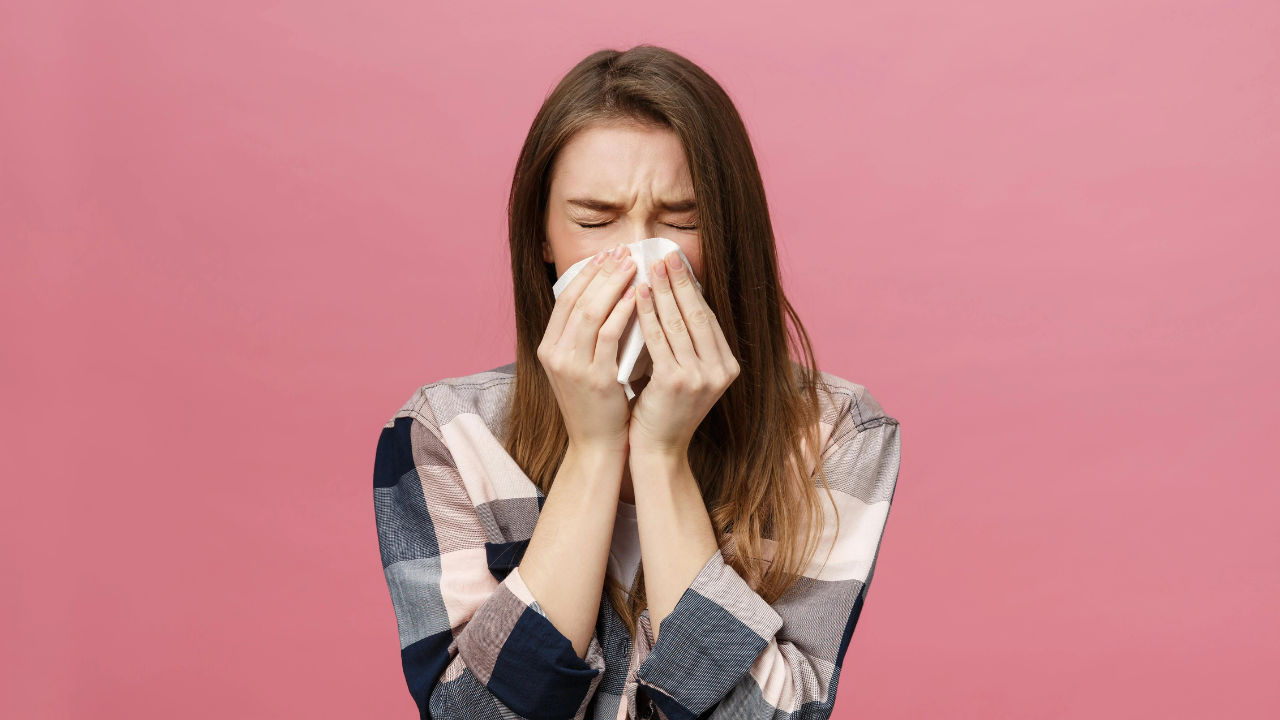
[373,45,901,720]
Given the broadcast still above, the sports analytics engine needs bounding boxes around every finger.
[572,244,624,311]
[578,252,636,359]
[559,245,620,349]
[708,306,739,376]
[647,256,698,366]
[595,285,637,369]
[635,282,676,371]
[708,306,733,359]
[568,247,635,363]
[662,250,722,365]
[545,249,607,347]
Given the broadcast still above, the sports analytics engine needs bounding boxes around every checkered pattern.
[373,361,901,719]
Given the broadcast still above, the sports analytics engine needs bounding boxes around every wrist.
[565,439,629,469]
[628,414,697,459]
[627,444,691,477]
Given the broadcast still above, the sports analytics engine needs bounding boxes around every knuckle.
[688,307,710,326]
[665,317,687,335]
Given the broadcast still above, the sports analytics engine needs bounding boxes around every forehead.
[550,122,692,197]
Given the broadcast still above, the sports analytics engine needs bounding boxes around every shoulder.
[810,370,901,508]
[384,360,517,435]
[810,369,899,439]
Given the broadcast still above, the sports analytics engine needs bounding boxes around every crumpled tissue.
[551,237,702,400]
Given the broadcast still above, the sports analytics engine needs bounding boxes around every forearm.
[629,449,719,637]
[518,443,625,657]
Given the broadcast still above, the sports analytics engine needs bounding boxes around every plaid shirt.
[373,362,901,720]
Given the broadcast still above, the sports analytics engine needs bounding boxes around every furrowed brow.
[567,198,623,212]
[658,199,697,213]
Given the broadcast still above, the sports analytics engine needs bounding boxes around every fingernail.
[653,260,668,279]
[638,283,651,299]
[620,257,634,271]
[612,244,627,259]
[624,286,635,299]
[594,250,606,264]
[666,251,681,269]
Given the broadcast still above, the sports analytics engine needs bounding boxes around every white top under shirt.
[607,500,641,590]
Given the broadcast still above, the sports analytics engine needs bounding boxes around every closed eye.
[576,220,613,228]
[664,223,698,231]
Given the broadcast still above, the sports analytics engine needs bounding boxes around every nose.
[637,214,668,244]
[631,218,656,244]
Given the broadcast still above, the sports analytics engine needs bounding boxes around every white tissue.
[551,237,702,400]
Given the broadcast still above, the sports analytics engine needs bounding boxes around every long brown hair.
[503,45,836,633]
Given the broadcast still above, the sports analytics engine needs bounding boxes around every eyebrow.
[567,198,697,212]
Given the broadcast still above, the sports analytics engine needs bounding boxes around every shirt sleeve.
[635,386,901,720]
[374,408,607,720]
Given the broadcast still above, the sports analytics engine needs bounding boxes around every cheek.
[544,217,578,276]
[676,240,704,285]
[545,217,625,277]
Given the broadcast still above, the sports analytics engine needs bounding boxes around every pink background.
[2,1,1277,718]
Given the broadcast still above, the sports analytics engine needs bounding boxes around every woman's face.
[543,122,704,284]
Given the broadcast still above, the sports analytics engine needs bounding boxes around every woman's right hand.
[538,243,638,454]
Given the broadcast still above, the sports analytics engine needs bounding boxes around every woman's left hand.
[630,249,740,457]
